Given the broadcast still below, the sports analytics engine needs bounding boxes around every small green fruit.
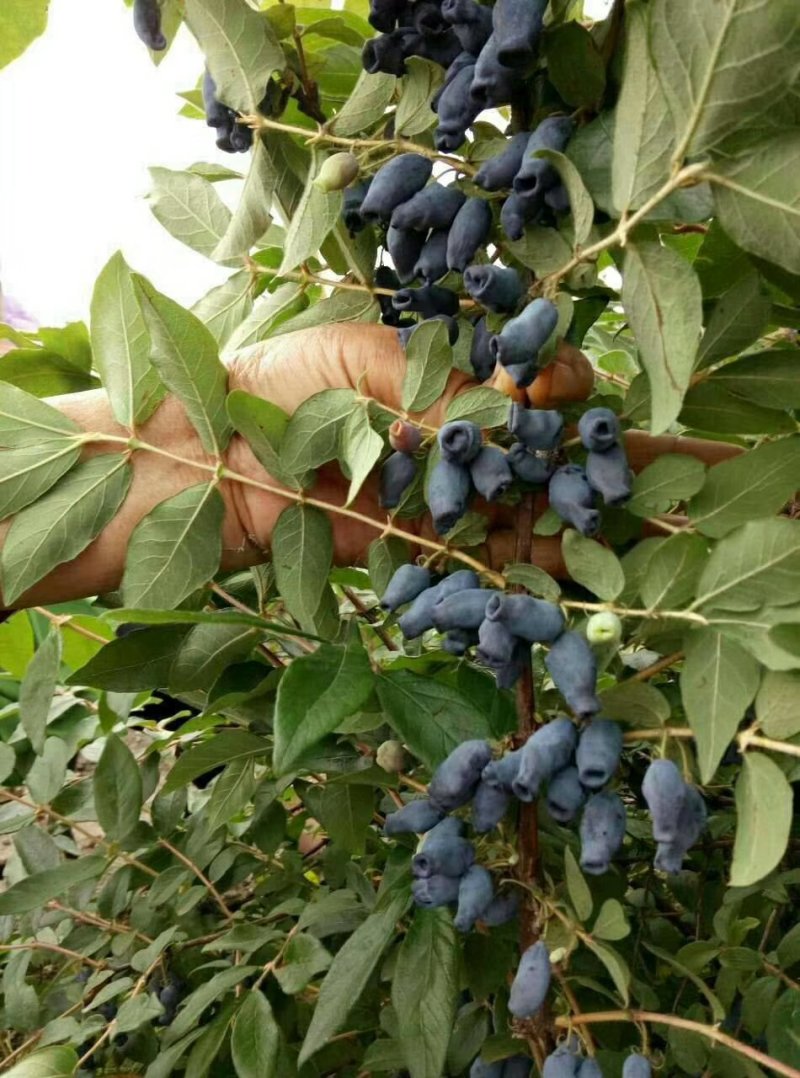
[586,611,623,646]
[376,739,406,773]
[313,152,360,192]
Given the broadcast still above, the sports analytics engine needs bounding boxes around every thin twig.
[210,583,285,668]
[0,941,105,970]
[158,838,234,922]
[341,586,398,651]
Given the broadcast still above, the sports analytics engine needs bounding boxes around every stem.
[629,650,684,682]
[341,586,398,651]
[48,901,153,944]
[0,941,105,970]
[554,1011,800,1078]
[33,606,109,645]
[623,725,800,762]
[251,261,394,298]
[247,114,477,176]
[210,583,285,668]
[159,838,234,922]
[561,599,708,626]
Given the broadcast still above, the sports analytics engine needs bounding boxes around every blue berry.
[379,451,417,509]
[380,564,432,612]
[454,864,494,931]
[492,0,546,68]
[578,407,621,452]
[484,593,565,643]
[360,153,433,222]
[438,420,483,464]
[622,1055,652,1078]
[412,873,462,907]
[442,0,493,54]
[580,790,627,875]
[545,631,601,720]
[470,317,496,381]
[508,403,564,451]
[482,748,523,791]
[391,184,467,231]
[412,835,475,878]
[576,720,623,790]
[474,131,531,191]
[546,766,586,824]
[434,63,481,152]
[429,739,493,811]
[480,890,520,927]
[506,444,553,485]
[415,229,450,282]
[447,198,494,273]
[641,759,687,844]
[471,34,521,107]
[477,617,517,667]
[464,265,524,313]
[512,717,577,801]
[509,940,551,1018]
[586,445,633,507]
[443,628,478,654]
[514,118,575,202]
[387,225,425,284]
[134,0,166,49]
[500,192,531,241]
[490,298,559,368]
[548,465,600,537]
[393,284,460,318]
[433,588,499,631]
[472,778,510,832]
[428,458,472,534]
[470,447,514,501]
[385,797,445,835]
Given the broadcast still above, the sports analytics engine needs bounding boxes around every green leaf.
[679,382,795,435]
[26,737,70,804]
[562,530,624,601]
[1,456,132,604]
[19,631,62,755]
[116,994,165,1035]
[612,1,674,214]
[639,533,709,611]
[598,680,669,728]
[279,150,342,275]
[766,989,800,1069]
[134,278,231,455]
[121,483,224,610]
[0,349,97,398]
[395,58,443,137]
[272,505,334,633]
[545,22,605,108]
[592,899,630,941]
[204,758,258,832]
[649,0,800,157]
[104,606,313,637]
[341,407,382,505]
[3,1047,78,1078]
[402,319,453,413]
[280,388,355,476]
[564,847,592,922]
[445,388,509,428]
[695,271,771,367]
[0,0,49,71]
[688,437,800,539]
[376,670,492,767]
[169,622,261,691]
[227,388,307,488]
[90,252,163,428]
[163,731,270,793]
[392,909,459,1078]
[147,167,232,261]
[642,942,725,1021]
[302,782,375,854]
[269,287,379,338]
[0,854,105,916]
[166,966,257,1044]
[94,735,143,840]
[731,752,793,886]
[627,454,706,517]
[221,282,308,356]
[68,626,191,691]
[367,536,411,598]
[755,671,800,740]
[184,0,285,113]
[695,518,800,613]
[0,439,82,522]
[274,933,333,994]
[681,628,760,782]
[708,132,800,276]
[274,639,374,773]
[213,139,275,262]
[502,563,561,603]
[0,383,81,448]
[299,888,411,1065]
[535,149,594,246]
[711,348,800,411]
[622,237,702,433]
[231,992,280,1078]
[584,938,629,1004]
[192,271,255,347]
[0,611,34,678]
[331,69,395,136]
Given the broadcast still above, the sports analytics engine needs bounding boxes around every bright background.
[0,0,612,327]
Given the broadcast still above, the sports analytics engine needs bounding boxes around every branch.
[554,1011,800,1078]
[159,838,234,922]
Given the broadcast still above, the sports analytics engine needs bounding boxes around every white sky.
[0,0,612,328]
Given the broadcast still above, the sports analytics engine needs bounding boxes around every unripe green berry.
[586,611,623,646]
[313,152,360,192]
[376,739,406,773]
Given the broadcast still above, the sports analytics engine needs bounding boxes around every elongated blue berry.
[385,797,445,835]
[433,50,478,111]
[391,184,467,231]
[429,739,492,811]
[641,759,687,844]
[477,617,516,667]
[393,284,460,318]
[398,569,479,638]
[509,940,551,1018]
[482,748,523,791]
[514,118,574,201]
[470,317,496,381]
[492,0,546,68]
[413,835,474,878]
[447,198,494,273]
[464,265,524,313]
[443,0,494,54]
[389,420,423,454]
[548,465,600,537]
[412,873,462,907]
[415,229,450,282]
[654,786,706,873]
[481,890,520,926]
[586,445,632,507]
[508,403,564,451]
[576,720,623,790]
[360,153,433,221]
[512,717,577,801]
[474,131,531,191]
[546,766,586,823]
[580,790,626,875]
[503,1057,533,1078]
[398,315,459,348]
[427,815,466,842]
[491,298,559,368]
[485,593,565,643]
[500,192,531,241]
[434,64,480,152]
[134,0,166,49]
[380,451,417,509]
[342,180,371,234]
[380,564,431,612]
[438,420,482,464]
[545,184,571,214]
[470,447,513,501]
[472,778,510,832]
[622,1056,652,1078]
[543,1047,582,1078]
[494,639,529,690]
[387,225,425,284]
[507,444,553,485]
[545,631,601,719]
[578,407,621,452]
[428,458,472,534]
[471,34,520,107]
[470,1059,504,1078]
[443,628,478,654]
[577,1060,603,1078]
[202,71,229,128]
[454,864,494,931]
[433,589,498,631]
[369,0,406,32]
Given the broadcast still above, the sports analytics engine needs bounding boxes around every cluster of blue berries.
[642,758,707,875]
[534,1040,653,1078]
